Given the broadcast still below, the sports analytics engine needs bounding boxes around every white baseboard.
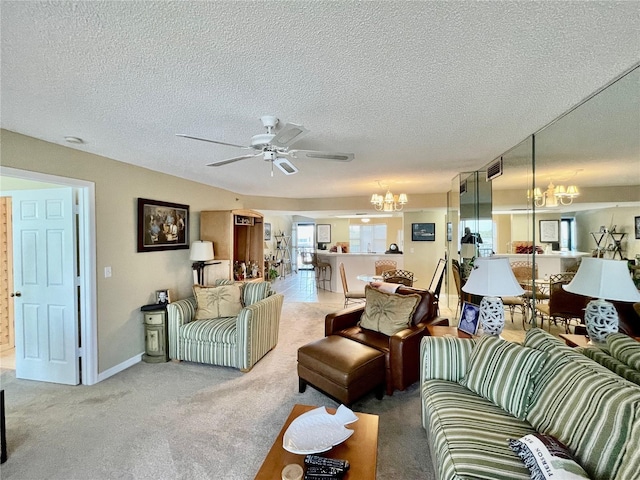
[96,352,143,383]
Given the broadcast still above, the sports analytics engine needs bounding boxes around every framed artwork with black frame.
[635,216,640,239]
[539,219,560,243]
[264,223,272,241]
[137,198,189,252]
[458,302,480,335]
[317,224,331,243]
[412,223,435,241]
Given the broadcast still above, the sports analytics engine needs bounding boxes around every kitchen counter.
[316,252,404,293]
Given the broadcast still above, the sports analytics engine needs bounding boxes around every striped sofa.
[420,328,640,480]
[167,281,284,372]
[577,332,640,385]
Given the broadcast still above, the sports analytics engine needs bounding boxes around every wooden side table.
[427,325,475,339]
[559,334,591,348]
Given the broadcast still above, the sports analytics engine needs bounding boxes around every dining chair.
[451,260,463,319]
[382,269,414,287]
[311,253,332,290]
[534,272,588,332]
[375,259,398,276]
[339,262,366,307]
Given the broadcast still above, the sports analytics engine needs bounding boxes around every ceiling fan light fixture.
[274,157,298,175]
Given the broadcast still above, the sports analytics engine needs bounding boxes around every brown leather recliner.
[325,286,448,395]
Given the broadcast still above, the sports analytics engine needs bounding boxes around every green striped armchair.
[167,281,284,372]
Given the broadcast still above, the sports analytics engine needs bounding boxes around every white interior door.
[11,188,79,385]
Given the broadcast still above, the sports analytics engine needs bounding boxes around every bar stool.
[312,253,332,290]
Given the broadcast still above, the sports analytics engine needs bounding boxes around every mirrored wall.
[446,64,640,313]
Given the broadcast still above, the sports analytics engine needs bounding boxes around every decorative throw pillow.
[607,332,640,371]
[193,284,242,319]
[242,281,272,306]
[358,284,420,336]
[509,433,590,480]
[460,335,547,420]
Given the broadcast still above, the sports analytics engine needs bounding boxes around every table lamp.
[462,257,525,336]
[563,258,640,342]
[190,240,215,285]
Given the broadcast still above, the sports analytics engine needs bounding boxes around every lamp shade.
[462,257,525,297]
[563,258,640,302]
[189,240,214,262]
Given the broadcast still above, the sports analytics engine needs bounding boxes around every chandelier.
[371,187,408,211]
[532,182,579,207]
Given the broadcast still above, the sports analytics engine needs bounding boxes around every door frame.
[0,166,98,385]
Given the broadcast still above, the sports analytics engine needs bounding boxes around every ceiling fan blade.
[176,134,253,150]
[270,123,309,148]
[206,153,261,167]
[288,150,354,162]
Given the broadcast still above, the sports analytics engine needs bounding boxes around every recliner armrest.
[325,305,365,336]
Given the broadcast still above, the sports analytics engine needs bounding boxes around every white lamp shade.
[563,258,640,302]
[190,241,214,262]
[462,257,525,297]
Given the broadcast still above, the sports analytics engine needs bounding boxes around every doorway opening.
[0,166,98,385]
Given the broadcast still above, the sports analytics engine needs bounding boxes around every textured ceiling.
[1,1,639,201]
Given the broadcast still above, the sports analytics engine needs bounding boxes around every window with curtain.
[349,224,387,253]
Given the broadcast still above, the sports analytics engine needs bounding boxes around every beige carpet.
[0,301,437,480]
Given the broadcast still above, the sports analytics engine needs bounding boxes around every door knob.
[10,292,21,297]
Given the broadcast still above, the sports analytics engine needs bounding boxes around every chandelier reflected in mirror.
[371,182,408,211]
[531,181,579,207]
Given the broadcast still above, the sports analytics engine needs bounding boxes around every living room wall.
[1,130,246,374]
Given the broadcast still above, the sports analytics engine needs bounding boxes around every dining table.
[356,274,384,283]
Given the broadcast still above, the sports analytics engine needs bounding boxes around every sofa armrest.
[167,297,197,359]
[420,335,475,383]
[325,305,365,336]
[236,293,284,371]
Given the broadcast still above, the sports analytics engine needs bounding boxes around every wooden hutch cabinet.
[200,209,265,280]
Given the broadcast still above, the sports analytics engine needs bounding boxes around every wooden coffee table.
[254,404,379,479]
[559,334,591,348]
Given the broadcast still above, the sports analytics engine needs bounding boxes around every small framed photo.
[264,222,272,241]
[635,216,640,239]
[458,302,480,335]
[156,289,171,305]
[539,220,560,243]
[412,223,435,241]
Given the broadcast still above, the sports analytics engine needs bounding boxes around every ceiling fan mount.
[176,115,354,176]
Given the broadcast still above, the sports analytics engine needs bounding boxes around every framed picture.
[155,289,171,304]
[137,198,189,252]
[635,216,640,239]
[264,223,272,241]
[412,223,435,241]
[447,222,453,242]
[539,220,560,243]
[458,302,480,335]
[317,224,331,243]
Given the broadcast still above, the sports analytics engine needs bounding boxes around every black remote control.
[304,476,339,480]
[305,465,345,477]
[304,455,349,472]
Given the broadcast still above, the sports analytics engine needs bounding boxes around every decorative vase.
[585,299,618,343]
[479,296,505,336]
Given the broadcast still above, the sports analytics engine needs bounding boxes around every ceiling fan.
[177,115,354,176]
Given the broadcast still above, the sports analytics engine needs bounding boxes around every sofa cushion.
[461,335,547,420]
[358,284,421,336]
[180,316,237,343]
[580,346,640,385]
[421,335,476,383]
[421,379,535,480]
[608,332,640,371]
[508,433,589,480]
[526,334,640,480]
[193,284,243,320]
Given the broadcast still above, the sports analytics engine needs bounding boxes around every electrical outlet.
[104,266,112,278]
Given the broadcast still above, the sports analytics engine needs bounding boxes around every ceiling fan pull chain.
[271,161,274,177]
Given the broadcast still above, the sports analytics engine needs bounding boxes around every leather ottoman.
[297,335,385,406]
